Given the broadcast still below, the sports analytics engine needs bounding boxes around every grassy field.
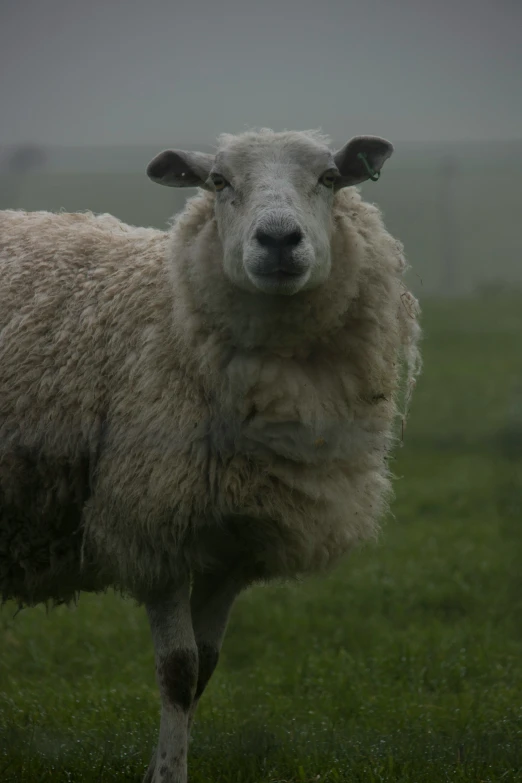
[1,294,522,782]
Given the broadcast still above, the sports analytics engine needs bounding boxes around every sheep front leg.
[188,564,248,730]
[144,578,197,783]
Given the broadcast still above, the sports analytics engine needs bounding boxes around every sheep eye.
[211,174,228,192]
[319,170,338,188]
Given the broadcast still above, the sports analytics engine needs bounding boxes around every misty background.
[1,0,521,296]
[2,5,522,779]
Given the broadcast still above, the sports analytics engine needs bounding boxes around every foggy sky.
[1,0,521,148]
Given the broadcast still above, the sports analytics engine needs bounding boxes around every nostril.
[255,230,280,249]
[284,230,303,247]
[255,228,303,249]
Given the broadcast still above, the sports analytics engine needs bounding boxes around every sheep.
[0,128,421,783]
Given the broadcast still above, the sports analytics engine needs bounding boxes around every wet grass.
[1,293,522,781]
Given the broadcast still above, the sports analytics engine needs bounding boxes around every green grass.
[1,294,522,782]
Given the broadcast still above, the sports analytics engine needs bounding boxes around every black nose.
[255,228,303,250]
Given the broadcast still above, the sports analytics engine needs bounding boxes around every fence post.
[439,155,458,296]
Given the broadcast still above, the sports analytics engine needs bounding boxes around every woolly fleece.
[0,182,420,605]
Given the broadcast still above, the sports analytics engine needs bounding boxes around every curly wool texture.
[0,187,420,605]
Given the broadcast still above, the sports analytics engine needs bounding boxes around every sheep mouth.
[248,268,311,296]
[255,268,306,279]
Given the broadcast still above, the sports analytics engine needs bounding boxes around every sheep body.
[0,184,419,606]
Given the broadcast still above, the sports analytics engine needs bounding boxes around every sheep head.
[147,129,393,296]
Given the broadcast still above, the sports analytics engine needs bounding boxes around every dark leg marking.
[157,648,198,712]
[195,643,220,700]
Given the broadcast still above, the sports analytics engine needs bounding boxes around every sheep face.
[147,130,393,297]
[208,133,336,296]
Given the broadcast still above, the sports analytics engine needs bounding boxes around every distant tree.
[0,144,47,209]
[6,144,46,175]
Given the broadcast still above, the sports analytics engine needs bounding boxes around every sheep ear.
[333,136,393,187]
[146,150,215,189]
